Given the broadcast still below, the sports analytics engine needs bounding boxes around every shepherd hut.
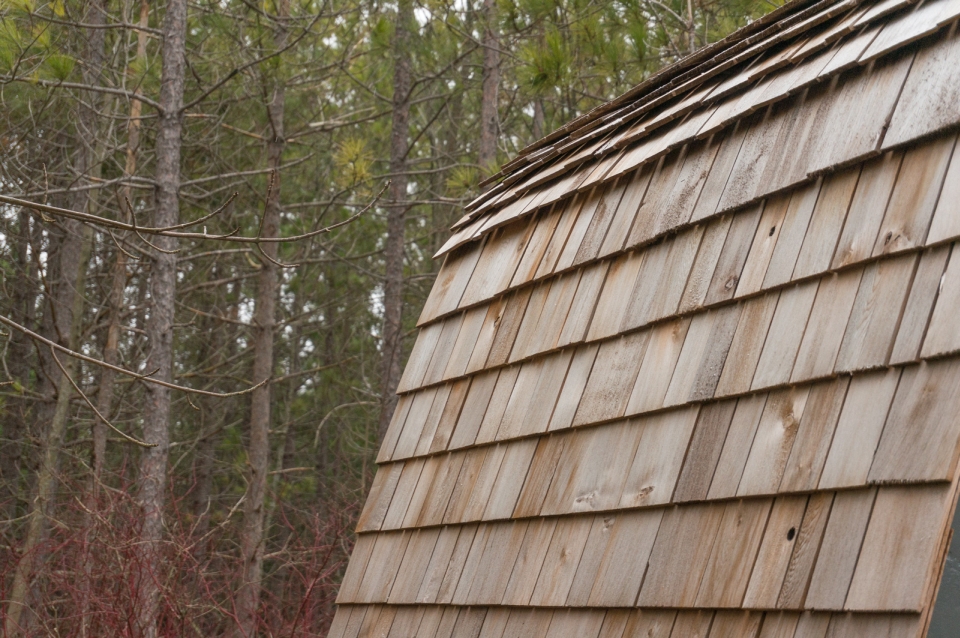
[330,0,960,633]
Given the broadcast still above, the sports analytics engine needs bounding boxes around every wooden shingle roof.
[331,0,960,634]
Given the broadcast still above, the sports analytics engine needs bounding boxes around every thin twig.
[0,181,386,243]
[0,74,163,110]
[0,314,266,398]
[178,9,325,112]
[183,493,246,551]
[313,401,376,448]
[106,228,140,261]
[49,347,155,448]
[269,358,352,384]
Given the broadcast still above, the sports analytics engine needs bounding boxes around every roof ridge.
[439,0,920,249]
[479,0,839,190]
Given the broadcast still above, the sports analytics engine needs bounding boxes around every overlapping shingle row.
[332,0,960,635]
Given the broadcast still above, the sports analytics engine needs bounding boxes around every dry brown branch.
[0,314,267,399]
[0,180,386,244]
[0,74,163,110]
[313,401,376,447]
[48,348,155,448]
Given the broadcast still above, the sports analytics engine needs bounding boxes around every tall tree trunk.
[234,31,286,635]
[91,255,125,479]
[430,133,445,257]
[532,98,545,140]
[4,229,92,636]
[260,310,302,627]
[192,298,237,563]
[191,400,223,558]
[79,8,142,626]
[30,211,84,481]
[0,209,35,520]
[478,0,500,178]
[135,0,187,632]
[316,267,337,504]
[93,0,148,484]
[269,292,302,527]
[377,0,413,444]
[80,20,145,620]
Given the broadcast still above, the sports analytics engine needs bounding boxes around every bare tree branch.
[0,314,266,398]
[0,180,386,244]
[0,75,163,111]
[48,348,155,448]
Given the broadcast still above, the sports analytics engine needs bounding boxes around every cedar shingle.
[343,4,960,629]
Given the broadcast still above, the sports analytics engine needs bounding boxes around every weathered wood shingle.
[334,0,960,634]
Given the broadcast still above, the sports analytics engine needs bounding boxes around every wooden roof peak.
[440,0,937,259]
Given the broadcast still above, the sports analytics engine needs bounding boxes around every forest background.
[0,0,780,633]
